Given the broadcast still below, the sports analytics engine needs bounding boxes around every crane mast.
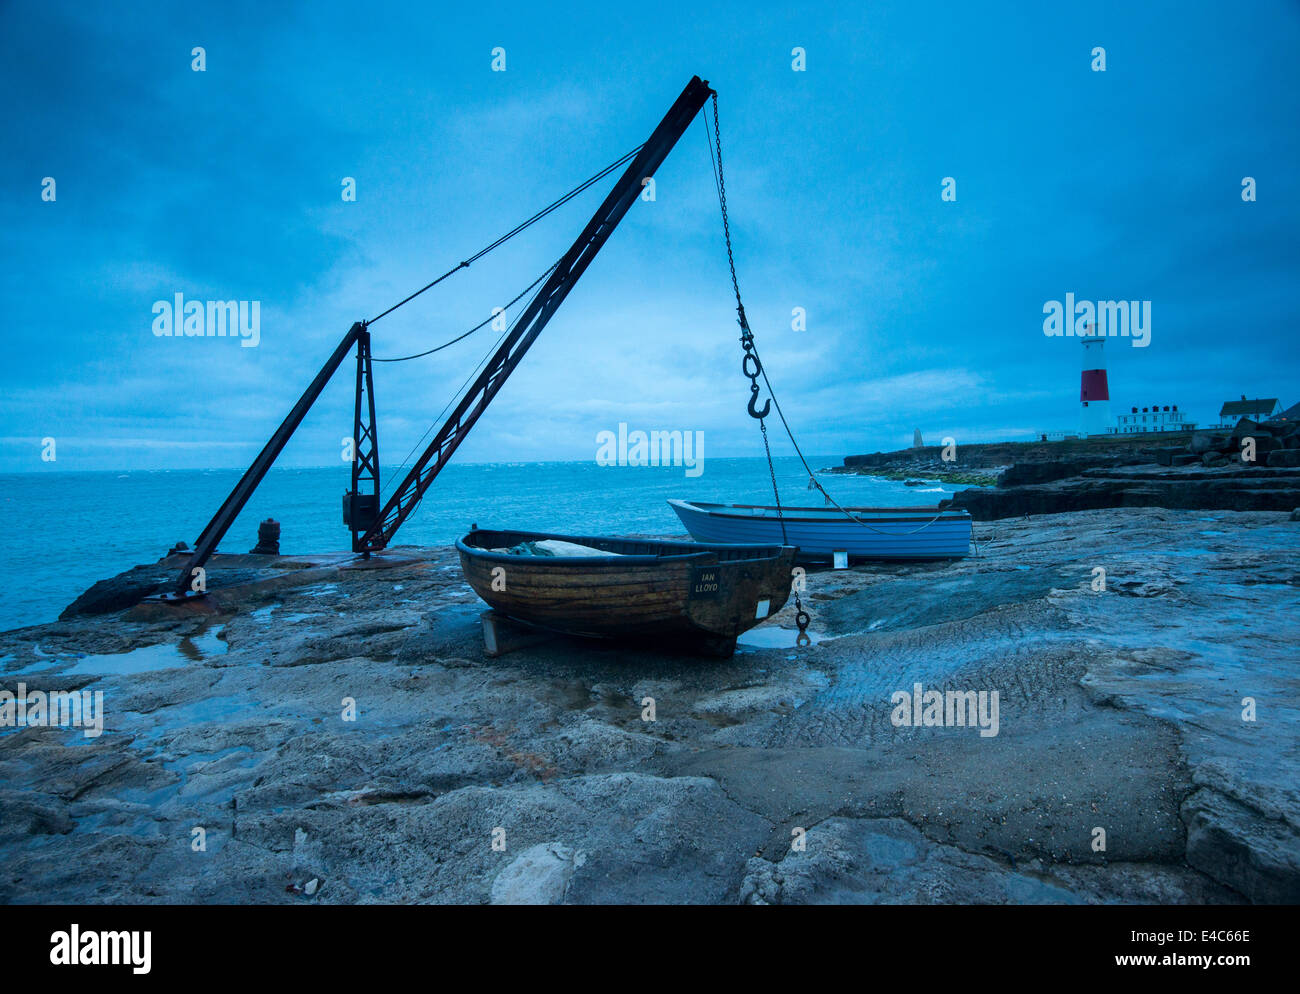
[166,75,714,598]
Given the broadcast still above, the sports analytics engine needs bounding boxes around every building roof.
[1273,401,1300,422]
[1220,398,1278,417]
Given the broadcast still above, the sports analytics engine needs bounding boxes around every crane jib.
[162,76,714,599]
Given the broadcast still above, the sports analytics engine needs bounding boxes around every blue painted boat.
[668,499,972,561]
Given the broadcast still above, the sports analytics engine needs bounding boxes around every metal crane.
[165,75,715,598]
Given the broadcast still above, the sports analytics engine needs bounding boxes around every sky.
[1,0,1297,473]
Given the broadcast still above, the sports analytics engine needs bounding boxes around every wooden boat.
[456,528,798,656]
[668,499,972,561]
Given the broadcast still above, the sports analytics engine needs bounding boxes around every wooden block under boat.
[480,610,559,658]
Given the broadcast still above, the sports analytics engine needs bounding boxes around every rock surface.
[2,511,1296,904]
[948,465,1300,520]
[740,817,1082,904]
[490,843,586,905]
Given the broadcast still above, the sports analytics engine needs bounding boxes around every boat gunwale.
[667,498,972,524]
[457,528,797,568]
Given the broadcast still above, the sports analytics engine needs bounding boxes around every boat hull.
[456,529,798,654]
[668,500,972,560]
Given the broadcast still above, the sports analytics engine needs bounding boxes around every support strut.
[345,326,380,554]
[166,322,368,597]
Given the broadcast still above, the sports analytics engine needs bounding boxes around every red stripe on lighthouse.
[1080,369,1109,402]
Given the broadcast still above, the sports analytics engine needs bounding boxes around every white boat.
[668,499,972,561]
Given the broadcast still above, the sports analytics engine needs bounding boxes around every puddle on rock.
[737,626,829,650]
[29,629,230,676]
[250,606,324,625]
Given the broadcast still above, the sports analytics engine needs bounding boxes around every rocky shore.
[948,464,1300,520]
[831,433,1199,489]
[837,418,1300,521]
[2,508,1297,904]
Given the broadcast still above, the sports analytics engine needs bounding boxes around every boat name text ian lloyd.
[597,423,703,477]
[152,293,260,347]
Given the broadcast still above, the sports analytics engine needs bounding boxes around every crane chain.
[710,93,812,642]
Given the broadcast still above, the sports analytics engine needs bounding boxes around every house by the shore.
[1208,396,1280,428]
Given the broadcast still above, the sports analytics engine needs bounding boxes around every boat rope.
[705,94,954,545]
[373,259,562,363]
[366,143,644,327]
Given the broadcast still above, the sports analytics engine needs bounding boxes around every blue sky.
[2,0,1297,472]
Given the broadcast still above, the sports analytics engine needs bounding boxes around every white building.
[1112,404,1196,434]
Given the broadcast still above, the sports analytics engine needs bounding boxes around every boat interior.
[461,528,792,563]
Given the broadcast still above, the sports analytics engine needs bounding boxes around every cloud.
[3,2,1297,473]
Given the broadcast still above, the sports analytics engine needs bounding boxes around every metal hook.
[748,389,770,420]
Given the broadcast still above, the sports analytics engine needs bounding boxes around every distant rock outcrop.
[938,417,1300,520]
[948,467,1300,519]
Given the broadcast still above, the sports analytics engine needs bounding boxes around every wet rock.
[740,817,1080,904]
[846,439,1171,472]
[950,470,1300,519]
[1229,418,1260,446]
[1237,436,1282,464]
[1181,789,1300,904]
[1152,448,1180,467]
[0,791,75,837]
[1268,449,1300,468]
[998,458,1138,488]
[490,843,585,904]
[59,564,172,620]
[1191,431,1230,455]
[998,461,1077,487]
[4,513,1295,904]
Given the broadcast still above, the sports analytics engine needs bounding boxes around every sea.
[0,457,964,633]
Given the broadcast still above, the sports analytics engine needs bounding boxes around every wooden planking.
[456,530,797,645]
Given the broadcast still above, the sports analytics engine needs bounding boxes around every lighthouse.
[1079,329,1112,436]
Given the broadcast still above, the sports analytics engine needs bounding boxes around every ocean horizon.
[0,455,968,633]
